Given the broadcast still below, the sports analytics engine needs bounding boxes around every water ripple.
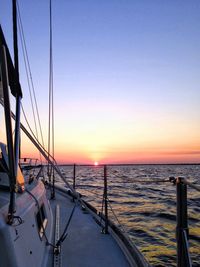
[57,164,200,267]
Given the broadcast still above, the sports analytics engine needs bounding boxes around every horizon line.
[57,162,200,167]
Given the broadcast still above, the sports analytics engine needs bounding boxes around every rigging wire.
[1,97,76,199]
[16,0,58,181]
[18,16,39,149]
[21,103,57,164]
[16,1,45,162]
[48,0,55,198]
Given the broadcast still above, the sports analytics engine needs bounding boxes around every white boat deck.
[0,180,147,267]
[49,190,135,267]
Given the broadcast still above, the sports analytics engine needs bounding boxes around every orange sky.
[20,128,200,164]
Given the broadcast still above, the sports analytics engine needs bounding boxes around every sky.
[0,0,200,164]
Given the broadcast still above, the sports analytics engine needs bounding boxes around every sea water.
[56,164,200,267]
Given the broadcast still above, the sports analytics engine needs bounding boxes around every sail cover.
[0,25,22,98]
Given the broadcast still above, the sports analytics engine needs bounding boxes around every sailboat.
[0,1,149,266]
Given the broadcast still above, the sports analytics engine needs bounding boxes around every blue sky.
[0,1,200,163]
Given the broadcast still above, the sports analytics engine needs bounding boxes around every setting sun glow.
[94,161,99,166]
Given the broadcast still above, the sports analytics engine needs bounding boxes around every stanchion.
[103,165,108,234]
[176,177,191,267]
[72,164,76,202]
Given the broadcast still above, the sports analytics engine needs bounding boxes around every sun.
[94,161,99,166]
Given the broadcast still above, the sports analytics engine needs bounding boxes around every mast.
[13,0,19,79]
[6,0,22,224]
[13,0,21,183]
[0,45,16,224]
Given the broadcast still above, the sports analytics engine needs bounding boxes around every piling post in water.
[104,165,108,234]
[176,177,191,267]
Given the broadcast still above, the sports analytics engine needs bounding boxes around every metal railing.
[67,164,200,267]
[27,163,199,266]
